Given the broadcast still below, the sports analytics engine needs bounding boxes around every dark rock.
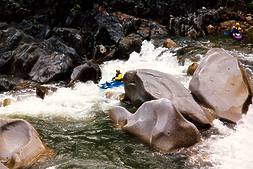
[0,78,14,92]
[29,52,73,83]
[70,62,101,84]
[36,85,49,99]
[42,37,81,65]
[189,48,251,123]
[123,69,213,127]
[49,27,86,60]
[115,12,142,35]
[114,33,143,59]
[16,20,51,39]
[109,99,201,152]
[0,27,35,74]
[167,8,245,37]
[11,43,46,78]
[95,13,124,44]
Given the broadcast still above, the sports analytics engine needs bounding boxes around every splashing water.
[0,41,192,119]
[206,105,253,169]
[1,40,252,169]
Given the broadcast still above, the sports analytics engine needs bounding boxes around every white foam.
[205,105,253,169]
[0,41,191,118]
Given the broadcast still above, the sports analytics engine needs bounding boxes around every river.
[0,39,253,169]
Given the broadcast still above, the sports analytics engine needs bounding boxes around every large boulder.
[70,62,101,84]
[124,69,213,127]
[29,52,73,83]
[109,99,201,152]
[42,37,81,65]
[11,43,46,78]
[189,48,251,123]
[0,27,34,73]
[0,119,46,169]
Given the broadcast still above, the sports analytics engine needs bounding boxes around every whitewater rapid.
[0,40,192,118]
[0,40,252,169]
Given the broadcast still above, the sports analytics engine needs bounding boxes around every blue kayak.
[98,81,124,89]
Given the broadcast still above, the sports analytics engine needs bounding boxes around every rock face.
[123,69,213,127]
[29,52,73,83]
[109,99,201,152]
[70,62,102,84]
[189,48,251,122]
[0,119,46,169]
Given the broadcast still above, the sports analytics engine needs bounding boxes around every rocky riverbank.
[0,0,252,89]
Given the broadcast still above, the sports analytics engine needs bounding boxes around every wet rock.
[137,20,169,46]
[36,85,49,99]
[114,33,143,59]
[167,8,245,37]
[70,62,101,84]
[49,27,86,59]
[246,15,252,21]
[11,43,46,78]
[189,48,251,123]
[81,11,124,60]
[207,24,215,34]
[42,37,81,65]
[163,38,177,49]
[95,13,124,44]
[2,98,12,107]
[187,63,199,76]
[124,69,213,127]
[109,99,201,152]
[16,20,51,39]
[0,118,46,169]
[108,106,131,127]
[29,52,73,83]
[115,12,142,35]
[0,78,14,92]
[0,27,35,74]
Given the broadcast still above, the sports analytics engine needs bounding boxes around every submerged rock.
[109,99,201,152]
[0,118,46,169]
[123,69,213,127]
[189,48,251,123]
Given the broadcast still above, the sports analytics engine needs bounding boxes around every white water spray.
[0,41,192,119]
[206,105,253,169]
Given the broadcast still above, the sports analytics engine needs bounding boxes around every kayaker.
[112,70,123,81]
[231,22,242,34]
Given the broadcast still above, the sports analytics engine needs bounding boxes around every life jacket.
[115,73,123,81]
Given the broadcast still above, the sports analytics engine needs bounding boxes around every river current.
[0,40,252,169]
